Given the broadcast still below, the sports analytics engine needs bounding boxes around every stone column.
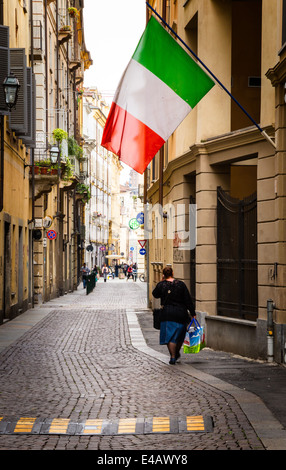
[264,57,286,361]
[195,150,230,315]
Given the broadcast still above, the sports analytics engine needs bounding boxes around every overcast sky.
[83,0,147,104]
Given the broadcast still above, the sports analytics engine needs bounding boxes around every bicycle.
[139,273,146,282]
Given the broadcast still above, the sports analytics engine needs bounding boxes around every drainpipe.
[30,0,35,307]
[44,0,48,148]
[0,0,3,24]
[267,299,275,363]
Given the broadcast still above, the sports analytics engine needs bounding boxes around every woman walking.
[152,266,196,364]
[102,264,109,282]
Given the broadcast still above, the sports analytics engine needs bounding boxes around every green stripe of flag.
[132,16,215,108]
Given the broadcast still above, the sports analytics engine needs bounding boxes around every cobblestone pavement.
[0,279,266,451]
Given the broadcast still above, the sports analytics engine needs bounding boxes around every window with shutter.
[0,25,10,116]
[17,68,36,148]
[9,48,28,134]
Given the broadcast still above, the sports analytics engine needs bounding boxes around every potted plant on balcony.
[68,136,83,160]
[76,183,91,203]
[35,159,51,175]
[68,7,79,18]
[59,25,72,32]
[62,156,74,181]
[52,128,68,144]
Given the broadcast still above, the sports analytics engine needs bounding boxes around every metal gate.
[217,187,258,320]
[190,196,196,306]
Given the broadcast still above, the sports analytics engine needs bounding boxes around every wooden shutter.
[9,48,28,134]
[31,73,36,147]
[0,25,10,115]
[18,68,36,148]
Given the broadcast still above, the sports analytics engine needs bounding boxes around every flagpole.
[146,2,276,149]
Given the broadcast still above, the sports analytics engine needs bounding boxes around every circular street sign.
[47,229,57,240]
[136,212,144,224]
[139,248,146,255]
[43,215,53,228]
[129,218,140,230]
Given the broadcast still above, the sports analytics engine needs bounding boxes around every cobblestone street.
[0,278,266,451]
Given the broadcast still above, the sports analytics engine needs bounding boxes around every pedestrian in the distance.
[126,265,133,281]
[152,266,196,365]
[102,264,109,282]
[81,263,90,289]
[132,263,137,282]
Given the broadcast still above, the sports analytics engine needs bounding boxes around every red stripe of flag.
[101,102,165,174]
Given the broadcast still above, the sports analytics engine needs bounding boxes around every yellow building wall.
[0,1,32,319]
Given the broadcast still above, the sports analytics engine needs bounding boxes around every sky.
[83,0,147,105]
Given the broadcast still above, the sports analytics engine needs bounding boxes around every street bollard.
[267,299,274,363]
[86,272,96,295]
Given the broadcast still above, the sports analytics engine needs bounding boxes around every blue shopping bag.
[183,318,205,354]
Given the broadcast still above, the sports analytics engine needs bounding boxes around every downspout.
[44,0,48,148]
[55,0,63,295]
[66,0,69,134]
[30,0,35,307]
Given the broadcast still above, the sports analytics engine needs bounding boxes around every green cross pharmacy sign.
[129,218,140,230]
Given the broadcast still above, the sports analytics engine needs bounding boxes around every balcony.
[30,162,59,200]
[58,26,72,45]
[69,156,80,179]
[69,58,81,72]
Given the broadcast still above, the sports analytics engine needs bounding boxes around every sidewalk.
[0,277,285,450]
[135,308,286,450]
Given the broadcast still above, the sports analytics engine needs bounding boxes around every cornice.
[147,125,275,199]
[202,125,274,155]
[266,56,286,86]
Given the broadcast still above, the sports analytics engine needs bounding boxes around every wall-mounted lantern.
[3,74,20,109]
[50,145,60,164]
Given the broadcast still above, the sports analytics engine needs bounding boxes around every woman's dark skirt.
[160,321,186,345]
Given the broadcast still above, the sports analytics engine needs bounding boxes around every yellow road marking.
[0,415,211,435]
[49,418,70,434]
[118,418,137,434]
[186,415,205,431]
[83,419,103,434]
[14,417,36,433]
[152,417,170,433]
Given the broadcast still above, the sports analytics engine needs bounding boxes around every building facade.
[120,172,145,274]
[0,0,32,321]
[82,88,122,272]
[0,0,92,322]
[146,0,286,362]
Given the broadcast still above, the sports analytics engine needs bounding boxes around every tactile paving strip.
[0,415,213,435]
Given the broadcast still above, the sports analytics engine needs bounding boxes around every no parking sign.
[47,230,57,240]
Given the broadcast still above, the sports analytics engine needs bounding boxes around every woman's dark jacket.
[152,279,196,325]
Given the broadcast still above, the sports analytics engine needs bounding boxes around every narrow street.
[0,277,271,452]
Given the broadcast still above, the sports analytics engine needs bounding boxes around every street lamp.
[3,74,20,109]
[50,145,60,164]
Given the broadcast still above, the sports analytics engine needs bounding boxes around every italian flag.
[101,16,215,174]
